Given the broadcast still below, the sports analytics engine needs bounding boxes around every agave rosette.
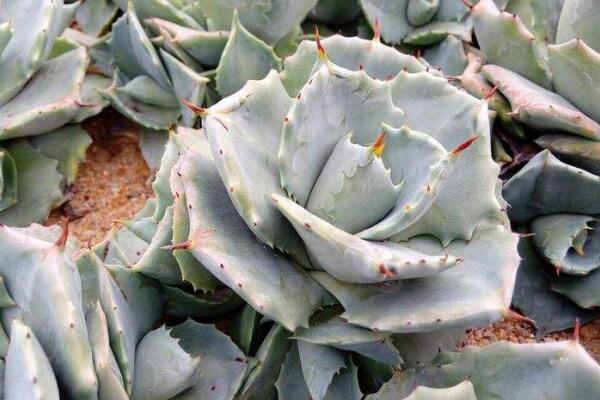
[172,34,518,338]
[0,0,104,226]
[453,0,600,337]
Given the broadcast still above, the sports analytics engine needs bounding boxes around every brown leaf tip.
[182,100,208,117]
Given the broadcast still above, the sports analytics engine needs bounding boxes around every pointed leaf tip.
[373,17,381,42]
[315,26,327,61]
[462,0,475,9]
[371,131,387,157]
[182,100,208,117]
[451,136,478,155]
[54,218,70,248]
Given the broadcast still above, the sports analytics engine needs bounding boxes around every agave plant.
[103,29,521,394]
[359,0,474,45]
[445,0,600,338]
[0,0,112,226]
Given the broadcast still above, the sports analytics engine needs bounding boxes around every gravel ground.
[45,112,600,361]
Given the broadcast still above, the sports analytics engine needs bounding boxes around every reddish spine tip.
[373,18,381,42]
[451,136,478,155]
[181,99,208,117]
[462,0,475,9]
[483,85,499,100]
[315,26,326,59]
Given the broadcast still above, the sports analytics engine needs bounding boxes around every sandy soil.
[45,111,600,360]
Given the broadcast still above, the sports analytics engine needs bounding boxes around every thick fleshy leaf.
[531,214,600,275]
[312,224,519,332]
[118,75,178,107]
[0,47,87,140]
[126,7,171,88]
[4,320,59,400]
[274,194,458,283]
[74,0,119,36]
[310,0,362,24]
[298,341,346,400]
[512,239,600,338]
[357,125,461,240]
[29,124,92,185]
[323,360,362,400]
[131,0,202,29]
[99,82,180,130]
[0,0,65,105]
[471,0,551,88]
[505,0,564,43]
[215,11,282,97]
[552,269,600,308]
[198,0,318,45]
[133,206,183,284]
[407,0,439,26]
[276,342,312,400]
[294,317,401,365]
[423,35,468,75]
[358,0,411,44]
[402,18,473,46]
[169,320,249,400]
[0,140,63,227]
[0,148,17,212]
[78,250,164,394]
[535,134,600,175]
[162,285,242,319]
[482,64,600,140]
[145,18,229,68]
[280,35,426,98]
[556,0,600,53]
[401,381,477,400]
[153,24,204,72]
[239,324,292,400]
[389,71,502,244]
[0,225,98,399]
[203,70,308,264]
[85,303,128,400]
[503,150,600,224]
[548,39,600,123]
[139,128,169,171]
[176,128,327,331]
[392,328,466,368]
[168,139,220,293]
[161,50,209,127]
[305,133,402,234]
[376,340,600,399]
[72,74,112,122]
[131,325,199,400]
[279,60,404,206]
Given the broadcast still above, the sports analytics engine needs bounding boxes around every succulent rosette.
[173,34,519,336]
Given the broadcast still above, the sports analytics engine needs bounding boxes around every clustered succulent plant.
[2,0,600,399]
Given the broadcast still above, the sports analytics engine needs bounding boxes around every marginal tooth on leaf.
[315,26,328,61]
[451,136,478,156]
[54,218,70,248]
[182,99,208,117]
[370,131,387,157]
